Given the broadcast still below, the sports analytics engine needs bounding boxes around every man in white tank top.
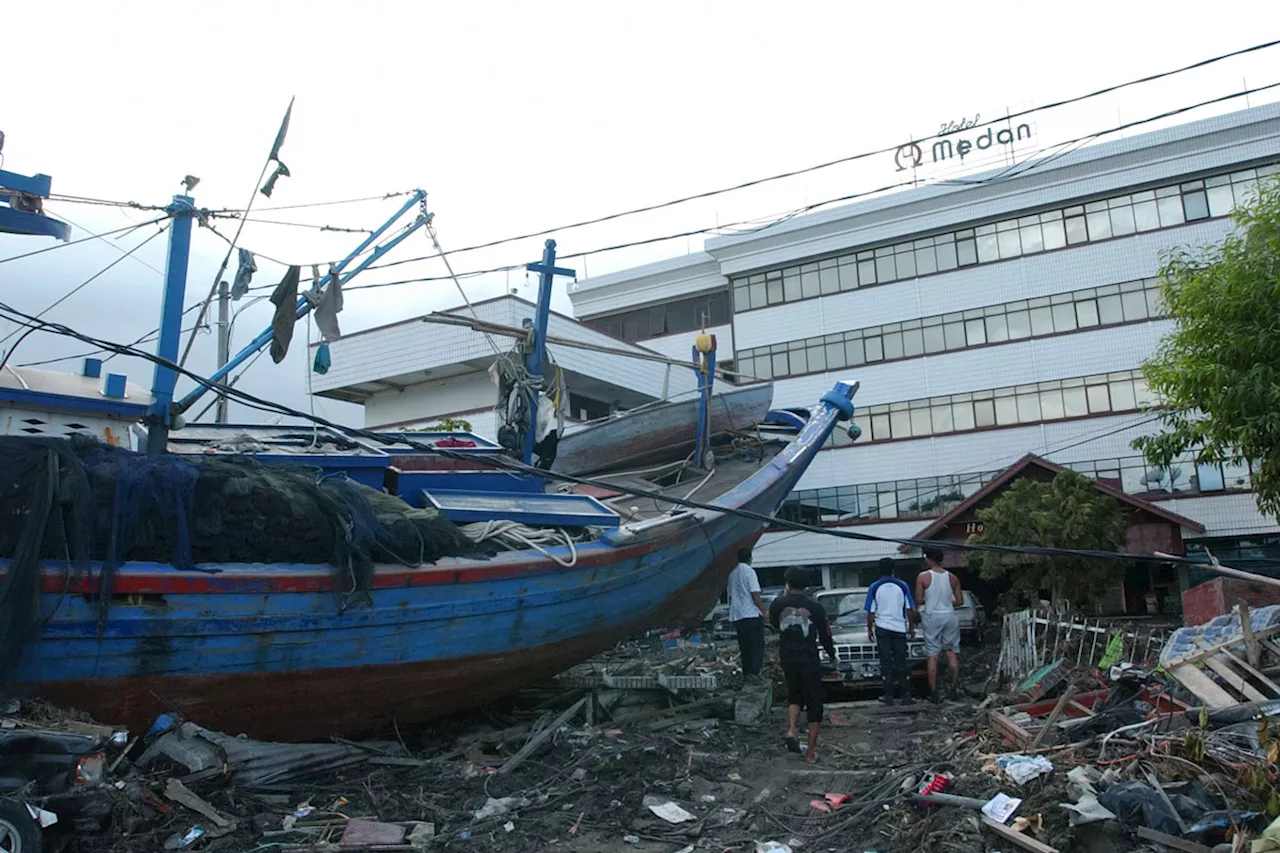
[914,547,963,703]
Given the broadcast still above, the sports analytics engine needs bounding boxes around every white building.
[569,102,1280,611]
[310,294,700,437]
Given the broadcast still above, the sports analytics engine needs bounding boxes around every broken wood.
[1220,649,1280,695]
[611,697,721,727]
[1134,826,1212,853]
[1203,656,1268,703]
[988,711,1033,748]
[367,756,432,767]
[1142,767,1190,836]
[982,816,1058,853]
[497,697,586,776]
[1168,664,1238,708]
[164,777,234,829]
[1029,686,1076,750]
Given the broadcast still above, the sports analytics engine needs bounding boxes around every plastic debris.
[996,754,1054,785]
[406,822,436,847]
[825,793,852,808]
[503,821,515,832]
[623,834,641,844]
[163,827,206,850]
[341,819,407,846]
[755,843,794,853]
[473,796,528,821]
[644,795,696,824]
[809,799,832,813]
[981,792,1022,823]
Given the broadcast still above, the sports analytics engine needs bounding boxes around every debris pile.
[11,601,1280,852]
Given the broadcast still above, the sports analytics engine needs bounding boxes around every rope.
[460,519,579,568]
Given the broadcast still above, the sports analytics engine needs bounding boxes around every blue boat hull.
[13,383,854,739]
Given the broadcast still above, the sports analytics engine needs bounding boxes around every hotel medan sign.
[895,115,1034,171]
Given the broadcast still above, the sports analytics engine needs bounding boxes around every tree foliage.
[405,417,473,433]
[1134,177,1280,518]
[964,471,1129,608]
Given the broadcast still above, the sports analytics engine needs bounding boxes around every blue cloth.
[313,342,331,375]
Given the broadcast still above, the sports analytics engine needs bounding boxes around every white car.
[813,587,927,685]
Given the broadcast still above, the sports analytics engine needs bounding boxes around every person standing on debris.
[915,547,963,703]
[727,548,768,681]
[866,558,916,706]
[769,566,837,763]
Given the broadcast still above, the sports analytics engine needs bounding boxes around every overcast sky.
[2,1,1277,427]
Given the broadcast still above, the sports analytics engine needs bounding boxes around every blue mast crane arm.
[0,168,71,241]
[172,189,429,413]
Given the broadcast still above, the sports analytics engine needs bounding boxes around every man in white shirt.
[865,558,916,706]
[915,547,964,703]
[727,548,767,679]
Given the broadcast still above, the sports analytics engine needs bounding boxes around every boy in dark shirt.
[768,566,837,763]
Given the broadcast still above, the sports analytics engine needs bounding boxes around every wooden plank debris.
[1169,664,1237,708]
[1204,656,1268,703]
[988,712,1033,748]
[1134,826,1213,853]
[982,816,1058,853]
[164,778,234,829]
[1221,649,1280,695]
[497,697,586,776]
[1029,687,1076,749]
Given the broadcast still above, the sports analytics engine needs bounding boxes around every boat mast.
[145,194,198,453]
[522,240,574,466]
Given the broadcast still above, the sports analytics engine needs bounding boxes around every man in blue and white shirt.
[865,558,917,706]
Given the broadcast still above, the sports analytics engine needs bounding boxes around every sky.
[2,0,1278,427]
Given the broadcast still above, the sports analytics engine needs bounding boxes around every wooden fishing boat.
[13,381,858,740]
[553,383,774,475]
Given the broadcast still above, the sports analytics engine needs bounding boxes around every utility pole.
[215,279,230,424]
[522,239,575,466]
[146,194,196,453]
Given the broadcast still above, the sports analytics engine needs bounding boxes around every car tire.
[0,800,43,853]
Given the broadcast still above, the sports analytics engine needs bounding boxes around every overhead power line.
[231,77,1280,299]
[0,216,169,266]
[362,38,1280,274]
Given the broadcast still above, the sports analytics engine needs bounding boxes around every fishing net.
[0,436,479,676]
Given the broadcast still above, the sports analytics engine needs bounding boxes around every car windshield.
[826,593,867,627]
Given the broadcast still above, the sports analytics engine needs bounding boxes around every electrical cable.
[0,222,170,348]
[41,207,167,277]
[0,216,168,266]
[206,191,415,215]
[0,297,1234,569]
[262,77,1280,302]
[363,38,1280,274]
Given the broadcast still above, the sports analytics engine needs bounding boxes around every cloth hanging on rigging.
[308,263,343,342]
[269,265,301,363]
[313,342,331,375]
[491,338,568,469]
[260,99,293,199]
[231,248,257,300]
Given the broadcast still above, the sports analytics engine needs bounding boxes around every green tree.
[964,471,1129,608]
[405,417,473,433]
[1134,177,1280,517]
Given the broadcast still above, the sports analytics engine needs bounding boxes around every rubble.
[4,602,1278,853]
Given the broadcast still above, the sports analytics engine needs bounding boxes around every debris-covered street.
[9,598,1272,853]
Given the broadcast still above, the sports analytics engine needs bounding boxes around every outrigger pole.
[162,190,430,432]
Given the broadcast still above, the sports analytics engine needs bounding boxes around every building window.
[822,369,1153,449]
[731,163,1278,313]
[586,290,730,343]
[735,277,1163,383]
[775,454,1254,526]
